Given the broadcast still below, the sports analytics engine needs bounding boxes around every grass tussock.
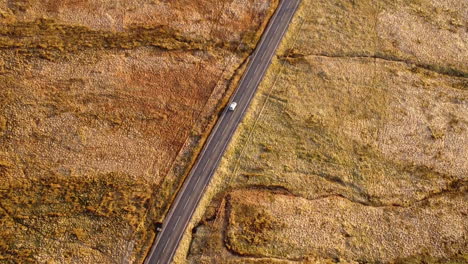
[0,172,154,262]
[0,19,226,60]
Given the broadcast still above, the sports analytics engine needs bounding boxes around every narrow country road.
[144,0,302,263]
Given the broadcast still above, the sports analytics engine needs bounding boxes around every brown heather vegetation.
[0,0,278,263]
[185,0,468,263]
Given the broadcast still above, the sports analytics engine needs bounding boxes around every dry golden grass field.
[0,0,278,262]
[184,0,467,263]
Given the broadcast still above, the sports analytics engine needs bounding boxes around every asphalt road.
[144,0,301,263]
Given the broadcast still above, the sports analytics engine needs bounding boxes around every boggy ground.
[186,0,467,263]
[0,0,278,263]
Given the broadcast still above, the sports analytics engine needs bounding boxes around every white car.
[228,102,237,111]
